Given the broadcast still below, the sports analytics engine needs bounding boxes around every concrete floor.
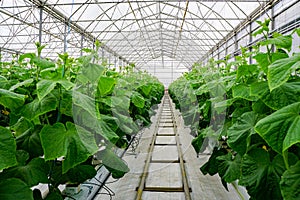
[94,101,248,200]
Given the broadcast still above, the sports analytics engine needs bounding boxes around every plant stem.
[263,32,272,64]
[45,114,50,125]
[36,65,40,82]
[56,56,66,123]
[48,159,57,192]
[56,86,62,122]
[283,150,290,170]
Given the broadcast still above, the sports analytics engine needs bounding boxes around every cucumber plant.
[169,19,300,200]
[0,42,164,199]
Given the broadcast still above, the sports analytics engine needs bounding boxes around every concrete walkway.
[95,99,247,200]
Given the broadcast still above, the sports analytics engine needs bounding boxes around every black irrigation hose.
[88,129,144,200]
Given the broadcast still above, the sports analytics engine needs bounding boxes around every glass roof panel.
[1,0,264,72]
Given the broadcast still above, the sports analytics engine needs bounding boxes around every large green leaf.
[21,94,58,120]
[268,53,300,90]
[0,178,33,200]
[205,78,226,97]
[19,52,35,63]
[1,155,49,187]
[0,75,9,89]
[37,79,74,100]
[32,57,55,69]
[213,98,236,114]
[239,148,296,200]
[98,149,129,178]
[0,126,17,170]
[253,53,270,74]
[73,108,119,144]
[200,147,227,176]
[192,133,205,154]
[236,64,258,80]
[11,117,33,137]
[192,127,214,154]
[114,112,139,135]
[232,84,258,101]
[280,161,300,200]
[255,102,300,154]
[252,99,270,114]
[72,91,119,143]
[0,88,25,110]
[16,125,44,158]
[98,76,116,97]
[60,90,73,117]
[9,79,34,91]
[77,63,105,84]
[216,153,241,183]
[112,93,131,111]
[138,84,152,97]
[66,165,97,184]
[36,80,56,101]
[254,52,289,74]
[40,122,98,173]
[260,34,292,52]
[98,119,120,143]
[227,112,258,155]
[251,81,300,110]
[131,91,145,108]
[72,90,97,118]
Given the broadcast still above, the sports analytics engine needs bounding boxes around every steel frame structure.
[1,0,299,85]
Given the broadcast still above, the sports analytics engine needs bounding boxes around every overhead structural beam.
[199,0,280,62]
[38,6,43,44]
[127,0,155,59]
[0,0,268,8]
[173,0,189,56]
[27,0,130,65]
[0,47,23,55]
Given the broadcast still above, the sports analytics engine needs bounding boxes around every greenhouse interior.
[0,0,300,199]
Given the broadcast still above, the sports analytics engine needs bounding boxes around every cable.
[82,175,116,199]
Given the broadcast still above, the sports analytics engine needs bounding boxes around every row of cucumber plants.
[169,19,300,200]
[0,41,164,199]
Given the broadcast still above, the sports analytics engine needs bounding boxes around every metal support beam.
[80,35,84,57]
[199,0,280,63]
[39,6,43,45]
[64,24,68,53]
[249,20,253,64]
[27,0,130,64]
[108,53,111,66]
[114,56,117,69]
[234,32,238,55]
[101,47,105,61]
[271,3,275,53]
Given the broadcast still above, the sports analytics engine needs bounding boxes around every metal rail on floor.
[135,92,191,200]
